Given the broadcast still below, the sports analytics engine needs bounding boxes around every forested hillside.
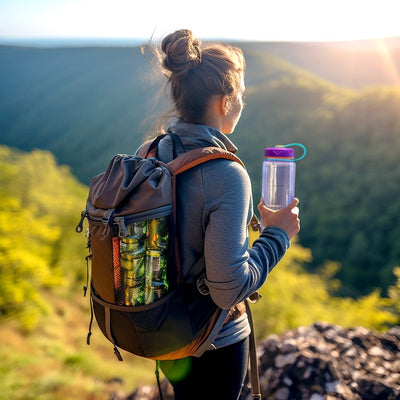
[0,45,160,182]
[1,42,400,297]
[235,48,400,295]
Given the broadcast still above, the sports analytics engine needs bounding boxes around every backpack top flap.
[87,154,172,216]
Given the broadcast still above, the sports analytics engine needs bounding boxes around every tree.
[0,146,87,330]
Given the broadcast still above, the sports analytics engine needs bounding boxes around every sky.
[1,0,400,43]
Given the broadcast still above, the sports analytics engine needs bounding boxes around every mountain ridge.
[1,42,400,295]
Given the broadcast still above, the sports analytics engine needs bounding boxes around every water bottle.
[261,144,306,224]
[262,147,296,211]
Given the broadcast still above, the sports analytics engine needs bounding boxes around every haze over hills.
[1,39,400,297]
[246,36,400,88]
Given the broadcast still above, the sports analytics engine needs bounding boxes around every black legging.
[159,336,249,400]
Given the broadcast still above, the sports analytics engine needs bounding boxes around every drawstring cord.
[87,295,94,345]
[83,254,91,297]
[155,360,164,400]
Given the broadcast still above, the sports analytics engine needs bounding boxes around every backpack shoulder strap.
[136,134,167,158]
[168,146,245,175]
[167,147,244,285]
[136,134,244,172]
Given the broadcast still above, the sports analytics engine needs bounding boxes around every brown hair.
[158,29,245,124]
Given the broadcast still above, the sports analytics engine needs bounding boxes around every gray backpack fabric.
[76,134,244,360]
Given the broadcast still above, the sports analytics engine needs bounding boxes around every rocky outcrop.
[242,322,400,400]
[113,322,400,400]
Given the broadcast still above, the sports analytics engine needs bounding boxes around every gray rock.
[114,323,400,400]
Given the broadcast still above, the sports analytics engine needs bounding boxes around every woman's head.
[159,29,246,130]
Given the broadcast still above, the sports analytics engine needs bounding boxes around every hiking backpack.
[75,134,247,360]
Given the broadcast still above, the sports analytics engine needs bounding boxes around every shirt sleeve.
[202,159,290,309]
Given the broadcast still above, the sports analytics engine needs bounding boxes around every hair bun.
[161,29,202,79]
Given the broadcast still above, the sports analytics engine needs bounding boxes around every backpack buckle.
[196,274,210,295]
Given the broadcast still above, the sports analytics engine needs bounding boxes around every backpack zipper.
[113,216,129,238]
[76,210,88,233]
[77,205,173,238]
[76,210,112,233]
[114,206,173,237]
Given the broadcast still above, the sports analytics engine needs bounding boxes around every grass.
[0,289,156,400]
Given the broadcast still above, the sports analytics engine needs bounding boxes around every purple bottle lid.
[265,147,294,159]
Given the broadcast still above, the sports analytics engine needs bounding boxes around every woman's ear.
[221,95,232,116]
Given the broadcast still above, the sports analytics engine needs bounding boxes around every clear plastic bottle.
[262,147,296,212]
[144,217,169,304]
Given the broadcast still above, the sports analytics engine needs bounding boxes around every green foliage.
[1,43,400,302]
[297,87,400,295]
[388,267,400,314]
[252,241,399,339]
[0,146,87,330]
[235,61,400,295]
[0,291,155,400]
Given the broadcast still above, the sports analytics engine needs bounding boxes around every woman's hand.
[257,198,300,240]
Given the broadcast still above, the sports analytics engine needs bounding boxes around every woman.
[148,29,300,400]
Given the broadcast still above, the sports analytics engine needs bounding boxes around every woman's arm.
[202,160,291,309]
